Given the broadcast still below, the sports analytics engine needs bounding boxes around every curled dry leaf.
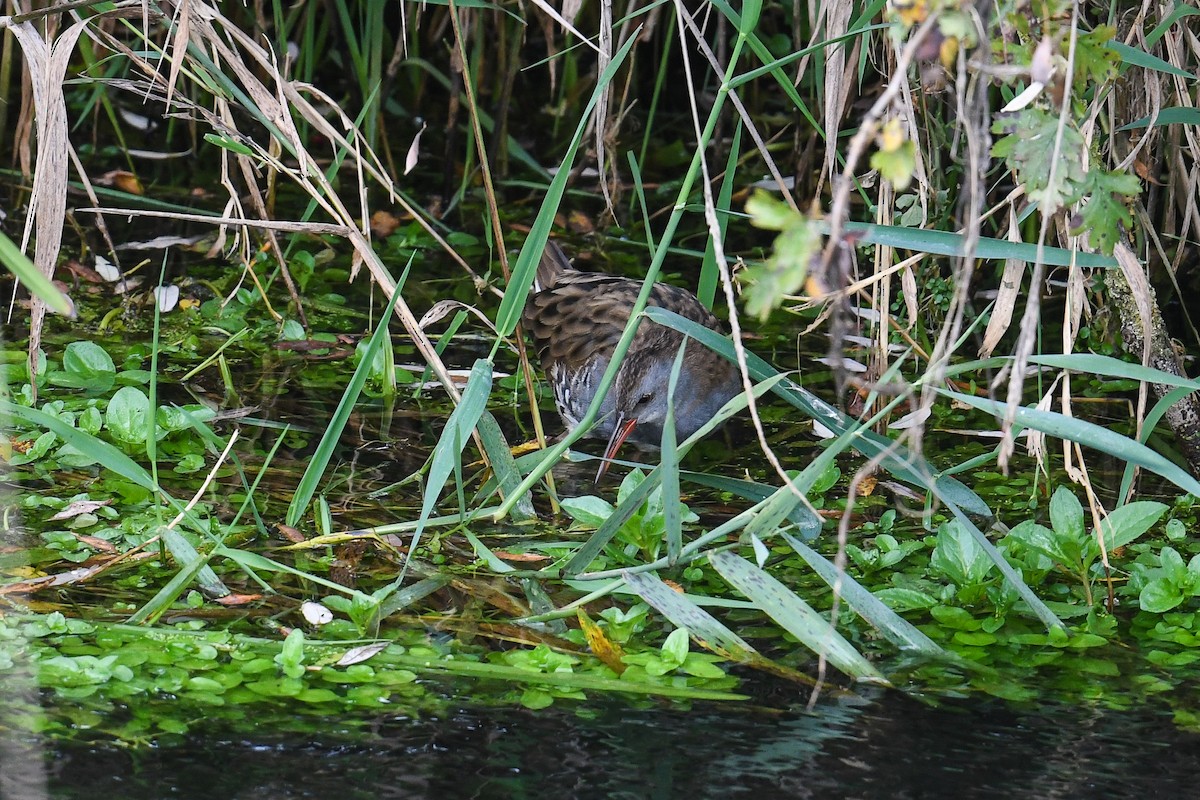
[275,524,307,544]
[337,642,388,667]
[370,209,401,239]
[213,593,263,606]
[50,499,113,520]
[72,533,118,553]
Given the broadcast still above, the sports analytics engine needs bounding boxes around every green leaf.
[930,520,995,588]
[560,496,615,529]
[1072,169,1140,255]
[708,552,888,683]
[55,342,116,392]
[621,571,759,663]
[991,109,1086,212]
[1141,576,1186,613]
[105,387,150,445]
[2,400,157,490]
[870,138,917,190]
[741,191,820,322]
[1094,501,1168,553]
[1119,106,1200,131]
[660,628,690,668]
[1073,25,1119,87]
[1049,487,1086,543]
[275,629,306,679]
[1006,520,1080,570]
[1110,40,1197,80]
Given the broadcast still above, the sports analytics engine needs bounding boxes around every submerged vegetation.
[4,0,1200,747]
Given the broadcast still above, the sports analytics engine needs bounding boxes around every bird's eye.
[639,392,653,405]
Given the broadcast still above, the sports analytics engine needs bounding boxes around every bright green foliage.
[1072,169,1142,254]
[1136,548,1200,613]
[930,520,997,605]
[1074,26,1120,89]
[991,109,1140,254]
[53,341,116,392]
[1004,488,1168,605]
[870,138,917,191]
[742,190,821,321]
[991,110,1087,212]
[561,469,698,563]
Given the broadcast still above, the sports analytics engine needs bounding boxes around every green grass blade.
[1119,385,1194,501]
[476,411,534,520]
[698,121,742,309]
[681,472,822,536]
[1110,40,1196,80]
[215,545,376,600]
[662,343,687,565]
[286,262,409,527]
[1028,353,1200,389]
[942,389,1200,497]
[2,400,157,491]
[709,551,888,683]
[643,306,993,517]
[0,230,71,315]
[398,358,493,579]
[622,570,757,659]
[782,533,944,657]
[836,221,1118,268]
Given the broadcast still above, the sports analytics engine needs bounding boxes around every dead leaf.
[62,259,108,284]
[94,169,144,195]
[50,501,113,520]
[337,642,388,666]
[492,550,549,563]
[213,593,263,606]
[72,533,117,553]
[275,524,306,544]
[576,609,626,674]
[566,210,595,234]
[370,209,401,239]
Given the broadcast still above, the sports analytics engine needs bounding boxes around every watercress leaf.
[1160,546,1187,585]
[55,341,116,392]
[275,629,306,678]
[1141,577,1186,613]
[930,520,994,587]
[1005,521,1077,568]
[617,469,646,506]
[1049,487,1086,542]
[680,653,727,679]
[106,387,150,445]
[78,406,103,435]
[1094,501,1169,553]
[560,496,614,528]
[873,587,938,612]
[661,628,690,669]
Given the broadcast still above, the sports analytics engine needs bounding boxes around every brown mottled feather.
[524,241,725,373]
[523,241,741,444]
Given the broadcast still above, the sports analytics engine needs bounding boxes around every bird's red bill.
[596,416,639,481]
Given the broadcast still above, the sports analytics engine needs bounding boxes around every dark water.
[10,693,1198,799]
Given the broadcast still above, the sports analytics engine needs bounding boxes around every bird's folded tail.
[534,240,573,293]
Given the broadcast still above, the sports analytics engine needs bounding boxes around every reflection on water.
[35,694,1200,799]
